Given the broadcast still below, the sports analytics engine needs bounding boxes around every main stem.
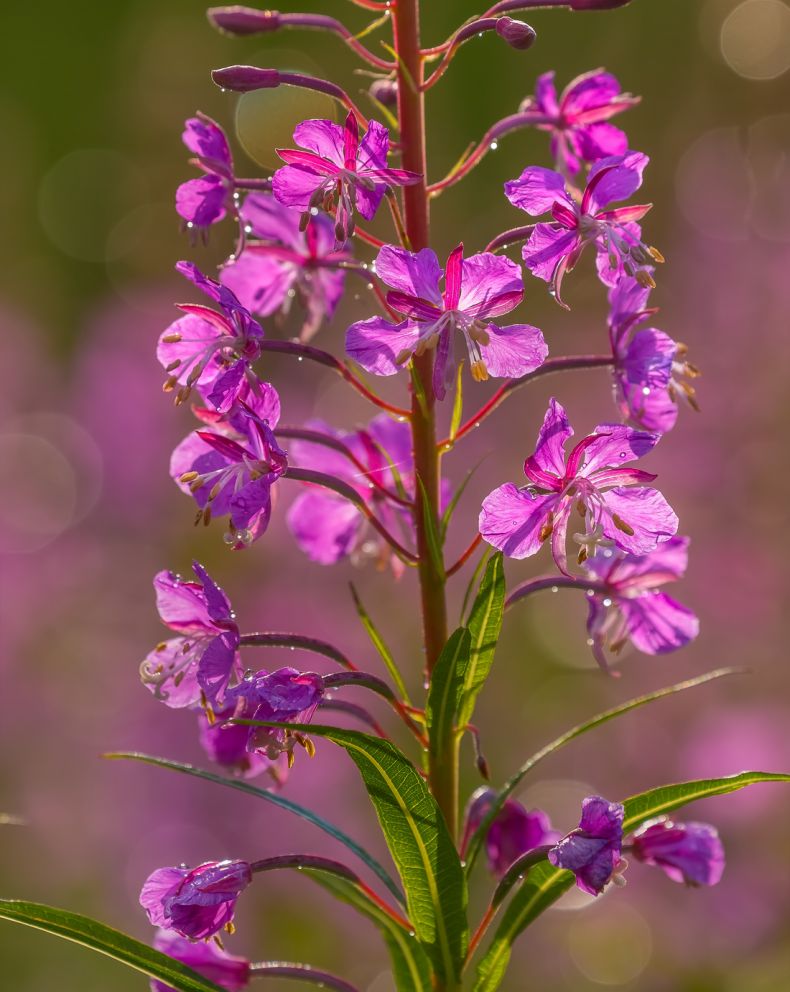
[392,1,458,853]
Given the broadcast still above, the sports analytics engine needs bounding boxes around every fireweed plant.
[2,2,790,992]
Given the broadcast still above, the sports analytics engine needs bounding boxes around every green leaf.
[464,667,742,872]
[105,752,403,906]
[448,362,465,445]
[440,459,484,544]
[416,476,446,578]
[0,900,225,992]
[304,871,432,992]
[349,584,411,704]
[426,628,471,766]
[457,553,505,730]
[460,545,491,621]
[473,770,790,991]
[252,724,468,984]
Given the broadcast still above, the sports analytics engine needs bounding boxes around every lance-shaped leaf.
[464,668,741,872]
[0,900,225,992]
[105,753,403,905]
[473,771,790,991]
[350,584,410,704]
[239,724,468,983]
[304,871,432,992]
[457,553,505,729]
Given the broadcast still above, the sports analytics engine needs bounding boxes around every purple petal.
[176,176,229,228]
[287,489,362,564]
[292,118,345,166]
[632,820,724,886]
[548,834,619,895]
[458,252,523,319]
[182,116,233,174]
[357,120,389,172]
[154,570,214,632]
[479,484,558,559]
[619,327,675,385]
[151,929,250,992]
[576,121,629,162]
[522,224,580,283]
[354,180,387,222]
[504,166,573,216]
[579,795,625,838]
[529,398,574,477]
[197,631,241,705]
[191,562,233,623]
[272,164,324,211]
[230,477,273,537]
[620,592,699,654]
[207,360,247,413]
[345,316,420,375]
[480,323,548,379]
[157,313,222,388]
[140,867,187,927]
[601,487,679,555]
[374,245,443,305]
[561,71,622,119]
[141,638,203,709]
[533,71,560,116]
[585,151,649,213]
[240,191,303,247]
[220,251,295,316]
[577,423,660,476]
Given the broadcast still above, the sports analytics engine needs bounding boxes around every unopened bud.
[207,6,281,35]
[369,78,398,107]
[211,65,280,93]
[495,17,536,50]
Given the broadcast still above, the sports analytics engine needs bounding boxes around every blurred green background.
[2,1,790,990]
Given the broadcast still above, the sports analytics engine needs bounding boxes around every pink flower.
[140,860,252,940]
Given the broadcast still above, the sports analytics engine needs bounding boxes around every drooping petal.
[287,489,362,565]
[479,484,558,559]
[576,121,629,162]
[345,316,420,375]
[618,379,678,433]
[140,867,186,928]
[504,166,573,216]
[151,928,251,992]
[522,224,580,283]
[480,323,548,379]
[229,476,274,538]
[374,245,443,305]
[619,591,699,654]
[533,70,560,116]
[140,638,203,709]
[631,820,724,886]
[601,486,679,555]
[176,176,229,228]
[182,116,233,175]
[356,119,390,173]
[457,252,524,319]
[561,71,623,120]
[197,630,241,704]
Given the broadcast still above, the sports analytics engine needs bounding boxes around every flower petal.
[504,166,573,216]
[522,224,580,283]
[584,151,649,213]
[479,483,557,559]
[272,164,324,211]
[345,316,420,375]
[601,486,679,555]
[458,252,523,318]
[154,570,213,632]
[292,119,345,166]
[480,323,548,379]
[528,398,574,478]
[220,250,296,316]
[176,176,229,228]
[287,489,362,564]
[374,245,443,305]
[620,592,699,654]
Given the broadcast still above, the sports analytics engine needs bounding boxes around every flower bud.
[211,66,281,92]
[495,17,536,50]
[207,6,281,35]
[570,0,632,9]
[369,78,399,107]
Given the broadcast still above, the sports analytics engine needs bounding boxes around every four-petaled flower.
[171,397,288,548]
[583,536,699,670]
[462,787,560,878]
[151,929,250,992]
[631,817,725,887]
[521,70,639,177]
[549,796,625,895]
[219,667,325,767]
[140,860,252,940]
[176,113,237,238]
[286,414,442,574]
[346,243,547,400]
[140,562,240,709]
[221,193,351,341]
[608,277,700,432]
[505,152,661,306]
[272,112,421,245]
[479,398,678,574]
[158,262,264,412]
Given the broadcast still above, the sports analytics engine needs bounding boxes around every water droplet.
[602,597,612,607]
[619,451,626,458]
[310,207,319,216]
[408,930,416,938]
[642,386,651,396]
[297,356,303,362]
[551,585,558,593]
[490,141,498,151]
[586,638,594,646]
[586,589,595,597]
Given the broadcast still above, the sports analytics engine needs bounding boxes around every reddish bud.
[369,79,398,107]
[495,17,536,50]
[211,66,281,92]
[207,6,281,35]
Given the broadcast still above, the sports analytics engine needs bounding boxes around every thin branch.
[249,964,362,992]
[506,574,605,610]
[318,698,388,738]
[438,355,613,448]
[446,534,484,577]
[239,632,357,671]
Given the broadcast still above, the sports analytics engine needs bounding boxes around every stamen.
[612,513,635,536]
[161,332,182,344]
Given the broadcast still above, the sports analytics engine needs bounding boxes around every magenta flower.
[522,70,638,176]
[479,398,678,574]
[151,929,250,992]
[220,193,350,340]
[272,111,421,244]
[158,262,264,412]
[198,701,289,783]
[548,796,624,895]
[286,414,433,573]
[221,667,325,765]
[140,562,240,709]
[631,818,725,887]
[504,152,660,305]
[346,243,547,400]
[608,277,699,432]
[171,400,288,549]
[462,787,560,878]
[583,537,699,669]
[140,860,252,940]
[176,114,237,237]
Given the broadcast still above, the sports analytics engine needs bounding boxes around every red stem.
[446,534,483,577]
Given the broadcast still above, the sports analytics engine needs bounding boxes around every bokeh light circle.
[720,0,790,80]
[566,901,652,985]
